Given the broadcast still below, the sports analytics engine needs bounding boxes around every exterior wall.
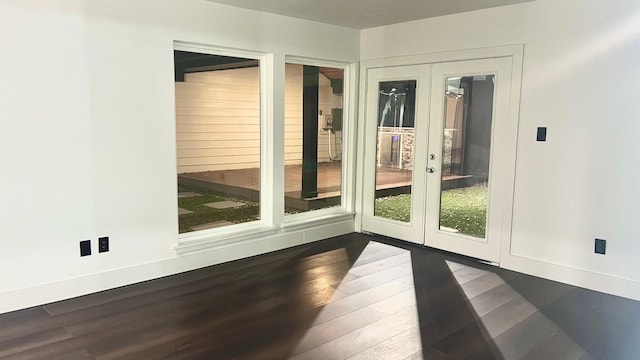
[176,68,261,173]
[176,64,343,174]
[285,64,343,166]
[362,0,640,299]
[0,0,359,314]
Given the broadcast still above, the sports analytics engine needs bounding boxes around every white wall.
[0,0,358,314]
[361,0,640,298]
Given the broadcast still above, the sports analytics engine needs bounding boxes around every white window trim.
[173,44,359,254]
[173,41,275,246]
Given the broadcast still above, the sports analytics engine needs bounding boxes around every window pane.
[439,75,494,238]
[373,80,416,223]
[284,64,344,214]
[174,50,260,233]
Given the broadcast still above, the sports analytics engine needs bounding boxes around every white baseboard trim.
[501,254,640,301]
[0,219,355,315]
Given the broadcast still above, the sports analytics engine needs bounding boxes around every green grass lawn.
[375,184,488,238]
[177,185,259,233]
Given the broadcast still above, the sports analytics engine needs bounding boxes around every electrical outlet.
[595,238,606,255]
[98,236,109,253]
[537,127,547,141]
[80,240,91,257]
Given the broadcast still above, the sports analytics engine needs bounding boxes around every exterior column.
[301,66,319,198]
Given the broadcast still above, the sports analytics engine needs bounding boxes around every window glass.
[174,50,261,233]
[284,64,344,214]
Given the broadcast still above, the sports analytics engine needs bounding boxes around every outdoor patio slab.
[178,192,202,198]
[178,208,193,215]
[204,201,246,209]
[190,220,235,231]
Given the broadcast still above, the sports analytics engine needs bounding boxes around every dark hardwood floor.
[1,233,639,359]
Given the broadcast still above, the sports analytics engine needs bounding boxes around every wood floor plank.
[368,289,417,315]
[449,264,490,285]
[1,233,639,359]
[347,326,422,360]
[467,282,521,317]
[459,272,506,299]
[311,280,412,326]
[291,307,388,355]
[293,306,419,360]
[0,307,56,343]
[405,348,457,360]
[429,320,495,359]
[0,327,72,358]
[349,253,411,277]
[479,295,539,338]
[337,262,413,294]
[466,311,558,359]
[518,329,587,360]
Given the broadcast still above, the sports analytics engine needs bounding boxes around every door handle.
[426,167,435,173]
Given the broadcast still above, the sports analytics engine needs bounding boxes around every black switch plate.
[98,236,109,253]
[80,240,91,257]
[537,127,547,141]
[595,238,606,255]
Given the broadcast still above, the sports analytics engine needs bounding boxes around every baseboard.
[501,254,640,301]
[0,219,355,315]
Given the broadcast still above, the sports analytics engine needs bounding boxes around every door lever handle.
[426,167,435,173]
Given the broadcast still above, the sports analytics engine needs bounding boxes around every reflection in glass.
[284,64,344,214]
[374,81,417,222]
[439,75,494,238]
[174,51,261,233]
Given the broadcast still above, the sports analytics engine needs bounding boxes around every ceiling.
[206,0,537,29]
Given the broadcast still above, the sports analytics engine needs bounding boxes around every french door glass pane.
[439,75,494,238]
[373,80,417,222]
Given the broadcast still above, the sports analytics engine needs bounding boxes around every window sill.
[281,210,355,232]
[176,223,278,255]
[176,210,355,255]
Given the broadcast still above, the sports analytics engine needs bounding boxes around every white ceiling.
[206,0,538,29]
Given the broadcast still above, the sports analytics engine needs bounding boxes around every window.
[174,50,262,233]
[284,63,344,214]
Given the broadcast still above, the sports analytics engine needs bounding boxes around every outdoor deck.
[178,162,472,210]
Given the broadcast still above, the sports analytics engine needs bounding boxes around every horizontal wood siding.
[176,65,343,174]
[176,67,260,174]
[285,64,343,166]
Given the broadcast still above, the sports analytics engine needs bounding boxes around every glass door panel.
[361,65,430,244]
[425,57,512,263]
[374,80,416,223]
[438,75,494,239]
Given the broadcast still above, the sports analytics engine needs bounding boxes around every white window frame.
[281,56,357,229]
[174,41,277,247]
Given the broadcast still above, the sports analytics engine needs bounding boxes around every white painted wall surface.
[361,0,640,298]
[0,0,358,314]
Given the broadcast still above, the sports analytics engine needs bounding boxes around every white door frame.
[425,57,513,263]
[360,64,431,244]
[355,45,523,263]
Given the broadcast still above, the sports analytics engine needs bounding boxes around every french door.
[361,65,430,244]
[362,57,513,263]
